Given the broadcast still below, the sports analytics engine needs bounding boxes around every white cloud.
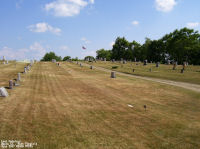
[81,37,91,44]
[44,0,94,17]
[155,0,176,12]
[132,21,139,26]
[186,22,200,28]
[89,0,94,4]
[28,22,61,35]
[0,42,46,60]
[60,45,69,51]
[0,47,25,60]
[29,42,46,59]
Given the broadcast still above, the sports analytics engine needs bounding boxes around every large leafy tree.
[95,27,200,65]
[96,49,112,60]
[41,52,62,61]
[112,37,129,60]
[84,56,95,61]
[161,28,200,64]
[63,56,71,61]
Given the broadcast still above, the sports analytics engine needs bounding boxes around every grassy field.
[84,61,200,85]
[0,62,200,149]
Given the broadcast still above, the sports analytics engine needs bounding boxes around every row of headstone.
[0,61,35,98]
[1,61,8,65]
[52,59,56,63]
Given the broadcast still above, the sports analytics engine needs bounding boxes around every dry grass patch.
[0,62,199,149]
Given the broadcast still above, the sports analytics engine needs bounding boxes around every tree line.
[41,52,79,61]
[96,28,200,65]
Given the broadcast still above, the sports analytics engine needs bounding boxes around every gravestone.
[144,60,147,65]
[112,59,115,63]
[181,69,184,73]
[9,80,13,89]
[24,67,27,73]
[6,61,8,64]
[3,56,6,61]
[80,63,82,67]
[123,60,127,64]
[183,62,186,70]
[52,59,56,63]
[167,60,171,65]
[134,57,136,62]
[111,72,116,78]
[120,58,123,63]
[149,68,152,72]
[3,62,5,65]
[173,62,177,70]
[0,87,8,97]
[90,66,93,69]
[144,105,147,111]
[156,62,159,67]
[133,69,135,72]
[104,58,106,61]
[17,73,21,82]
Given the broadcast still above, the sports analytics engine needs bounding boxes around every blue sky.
[0,0,200,60]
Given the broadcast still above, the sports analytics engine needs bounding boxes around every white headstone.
[17,73,21,82]
[0,87,9,97]
[9,80,13,89]
[24,67,27,73]
[52,59,56,63]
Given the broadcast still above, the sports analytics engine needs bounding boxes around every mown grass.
[0,62,200,149]
[0,61,27,96]
[85,61,200,85]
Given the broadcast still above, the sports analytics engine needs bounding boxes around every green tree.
[161,28,200,64]
[130,40,141,61]
[63,56,71,61]
[84,56,95,61]
[41,52,62,61]
[112,37,129,60]
[96,49,112,60]
[71,57,79,61]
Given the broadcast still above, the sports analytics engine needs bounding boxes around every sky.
[0,0,200,60]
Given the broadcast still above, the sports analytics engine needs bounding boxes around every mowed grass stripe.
[0,62,199,149]
[85,61,200,85]
[62,62,200,149]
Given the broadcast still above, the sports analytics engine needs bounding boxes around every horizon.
[0,0,200,60]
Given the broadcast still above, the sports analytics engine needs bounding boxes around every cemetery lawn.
[0,62,200,149]
[0,61,27,90]
[85,61,200,85]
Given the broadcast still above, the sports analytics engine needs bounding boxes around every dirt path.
[82,62,200,93]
